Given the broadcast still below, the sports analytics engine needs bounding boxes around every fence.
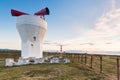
[43,52,120,80]
[0,52,119,80]
[62,53,120,80]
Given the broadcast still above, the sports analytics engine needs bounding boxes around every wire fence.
[44,52,120,80]
[62,53,120,80]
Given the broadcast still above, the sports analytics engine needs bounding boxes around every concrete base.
[5,56,70,66]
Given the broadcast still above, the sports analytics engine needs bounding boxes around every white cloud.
[90,8,120,37]
[66,0,120,51]
[44,0,120,51]
[111,0,116,9]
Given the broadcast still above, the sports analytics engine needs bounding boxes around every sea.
[44,50,120,56]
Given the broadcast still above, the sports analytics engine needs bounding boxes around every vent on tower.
[33,36,36,41]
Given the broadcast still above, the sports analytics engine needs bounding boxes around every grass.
[0,52,118,80]
[0,64,106,80]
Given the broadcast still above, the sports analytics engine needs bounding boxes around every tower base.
[5,56,70,66]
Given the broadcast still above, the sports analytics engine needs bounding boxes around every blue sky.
[0,0,120,51]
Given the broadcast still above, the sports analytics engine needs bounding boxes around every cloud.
[65,0,120,51]
[80,43,95,46]
[43,40,70,46]
[111,0,116,9]
[87,8,120,39]
[105,42,112,44]
[44,0,120,51]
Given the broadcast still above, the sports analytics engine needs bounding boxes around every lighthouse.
[5,7,50,66]
[11,7,49,58]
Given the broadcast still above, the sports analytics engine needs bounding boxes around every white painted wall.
[16,15,47,58]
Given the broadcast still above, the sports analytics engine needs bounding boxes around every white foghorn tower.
[16,15,47,58]
[11,7,50,58]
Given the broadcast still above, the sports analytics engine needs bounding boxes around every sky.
[0,0,120,52]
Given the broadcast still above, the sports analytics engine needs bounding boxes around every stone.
[64,58,70,63]
[50,57,60,63]
[5,58,15,66]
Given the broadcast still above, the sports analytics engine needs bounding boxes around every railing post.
[100,56,103,73]
[117,58,120,80]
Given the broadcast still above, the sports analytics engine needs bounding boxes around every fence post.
[68,54,70,58]
[65,53,67,58]
[70,54,71,58]
[74,54,76,59]
[78,54,80,62]
[71,53,73,59]
[81,54,83,64]
[90,55,93,69]
[117,58,120,80]
[100,56,102,73]
[85,54,87,64]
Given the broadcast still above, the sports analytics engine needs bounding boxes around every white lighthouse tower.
[16,15,47,58]
[11,7,49,59]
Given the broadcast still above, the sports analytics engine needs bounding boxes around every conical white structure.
[16,15,47,58]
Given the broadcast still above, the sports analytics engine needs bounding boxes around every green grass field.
[0,52,118,80]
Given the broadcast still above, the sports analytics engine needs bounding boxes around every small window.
[33,36,36,41]
[31,44,34,46]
